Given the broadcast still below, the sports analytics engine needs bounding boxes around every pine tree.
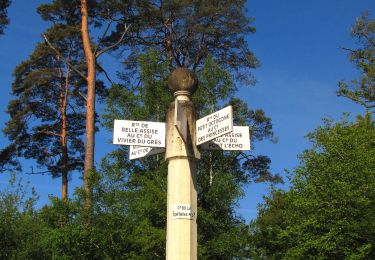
[2,0,129,201]
[2,1,108,199]
[3,22,87,199]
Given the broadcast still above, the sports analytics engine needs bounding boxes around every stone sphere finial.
[168,67,198,97]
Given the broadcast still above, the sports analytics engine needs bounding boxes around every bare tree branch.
[37,130,62,137]
[338,90,374,113]
[43,34,87,80]
[340,46,375,63]
[362,33,375,47]
[95,24,131,58]
[94,19,113,55]
[78,91,87,101]
[25,166,52,175]
[96,62,114,85]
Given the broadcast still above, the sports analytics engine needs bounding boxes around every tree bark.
[62,66,70,200]
[58,56,69,201]
[80,0,96,209]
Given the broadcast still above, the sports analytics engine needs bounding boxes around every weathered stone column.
[165,68,200,260]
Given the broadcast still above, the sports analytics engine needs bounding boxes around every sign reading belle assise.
[113,120,165,148]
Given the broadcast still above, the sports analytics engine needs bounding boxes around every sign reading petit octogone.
[196,105,233,145]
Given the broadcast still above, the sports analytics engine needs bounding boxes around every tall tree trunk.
[61,65,70,200]
[58,56,70,201]
[80,0,96,209]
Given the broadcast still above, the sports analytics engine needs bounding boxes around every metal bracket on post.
[174,100,188,144]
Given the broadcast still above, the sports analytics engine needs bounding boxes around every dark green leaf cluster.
[107,0,259,84]
[0,168,167,259]
[0,144,20,172]
[38,0,81,25]
[0,0,11,35]
[98,151,167,258]
[37,0,122,29]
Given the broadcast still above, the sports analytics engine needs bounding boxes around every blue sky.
[0,1,374,221]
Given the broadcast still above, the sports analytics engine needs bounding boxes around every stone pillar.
[165,68,200,260]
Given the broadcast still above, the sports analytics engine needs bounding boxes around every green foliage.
[99,151,167,258]
[0,174,48,259]
[197,163,251,259]
[251,115,375,259]
[193,54,236,113]
[0,174,164,259]
[0,0,11,34]
[338,13,374,113]
[103,48,172,127]
[101,49,170,256]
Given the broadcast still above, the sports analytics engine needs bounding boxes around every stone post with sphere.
[165,67,201,260]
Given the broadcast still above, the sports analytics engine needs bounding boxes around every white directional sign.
[200,126,250,150]
[113,120,165,148]
[129,146,165,160]
[196,105,233,145]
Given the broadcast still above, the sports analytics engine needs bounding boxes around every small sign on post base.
[129,146,165,160]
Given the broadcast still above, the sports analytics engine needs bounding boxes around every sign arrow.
[200,126,250,151]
